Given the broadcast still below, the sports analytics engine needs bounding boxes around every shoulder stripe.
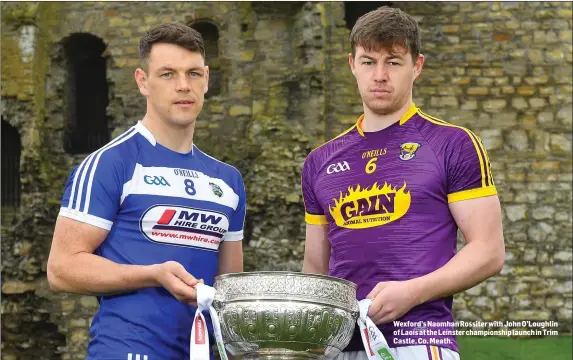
[417,110,491,188]
[69,127,136,211]
[308,124,357,155]
[68,126,137,213]
[83,129,139,213]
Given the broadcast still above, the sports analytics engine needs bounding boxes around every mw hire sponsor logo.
[328,181,411,229]
[140,205,229,250]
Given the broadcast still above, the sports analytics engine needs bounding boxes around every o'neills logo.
[328,182,411,229]
[194,316,205,344]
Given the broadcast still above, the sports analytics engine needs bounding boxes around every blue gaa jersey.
[58,121,246,360]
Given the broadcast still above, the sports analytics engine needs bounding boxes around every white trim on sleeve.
[222,230,243,242]
[59,207,113,231]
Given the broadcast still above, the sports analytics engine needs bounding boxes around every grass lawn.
[457,335,572,360]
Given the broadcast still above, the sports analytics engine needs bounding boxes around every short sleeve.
[59,152,123,230]
[446,130,497,203]
[301,156,328,225]
[222,175,246,242]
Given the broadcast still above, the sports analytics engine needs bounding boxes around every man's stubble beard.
[363,97,399,116]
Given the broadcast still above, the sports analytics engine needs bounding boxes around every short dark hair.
[350,6,421,63]
[139,22,205,70]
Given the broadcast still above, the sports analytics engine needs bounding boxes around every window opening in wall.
[1,119,21,209]
[344,2,393,31]
[63,33,110,154]
[190,21,221,98]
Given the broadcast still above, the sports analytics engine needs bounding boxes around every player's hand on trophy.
[153,261,204,306]
[366,280,421,325]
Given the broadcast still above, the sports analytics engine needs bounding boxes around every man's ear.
[135,68,149,97]
[348,53,357,77]
[413,54,425,81]
[203,65,209,94]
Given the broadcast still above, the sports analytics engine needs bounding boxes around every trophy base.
[230,347,341,360]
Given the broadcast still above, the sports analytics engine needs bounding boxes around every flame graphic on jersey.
[328,182,411,229]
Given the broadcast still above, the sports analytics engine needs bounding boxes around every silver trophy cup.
[212,271,360,360]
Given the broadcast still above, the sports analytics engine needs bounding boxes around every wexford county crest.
[399,142,421,161]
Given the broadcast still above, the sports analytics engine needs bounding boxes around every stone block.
[550,280,573,294]
[470,296,495,312]
[529,98,547,108]
[71,329,89,343]
[505,205,527,221]
[517,86,536,96]
[1,281,37,294]
[531,206,555,220]
[550,134,571,153]
[514,191,536,204]
[509,310,551,321]
[478,129,503,151]
[61,299,76,313]
[465,282,485,296]
[511,97,529,110]
[546,296,565,309]
[108,17,129,27]
[558,308,572,322]
[555,211,570,222]
[513,294,532,308]
[507,281,529,296]
[495,296,510,308]
[557,105,572,128]
[69,318,87,328]
[542,265,573,279]
[461,100,478,110]
[506,129,529,151]
[467,87,489,96]
[79,296,99,309]
[512,266,541,276]
[229,105,251,116]
[486,281,507,297]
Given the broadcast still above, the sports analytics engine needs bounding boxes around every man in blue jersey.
[47,23,246,360]
[301,7,505,360]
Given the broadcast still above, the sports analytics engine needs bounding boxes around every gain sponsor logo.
[140,205,229,250]
[328,182,411,229]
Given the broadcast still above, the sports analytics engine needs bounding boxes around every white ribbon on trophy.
[190,283,228,360]
[357,299,400,360]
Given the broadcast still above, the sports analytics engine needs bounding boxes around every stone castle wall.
[1,2,571,359]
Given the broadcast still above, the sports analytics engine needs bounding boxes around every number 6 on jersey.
[365,157,377,174]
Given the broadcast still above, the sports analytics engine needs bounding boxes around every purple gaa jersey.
[301,103,496,353]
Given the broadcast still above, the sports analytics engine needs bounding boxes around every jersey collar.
[356,103,418,136]
[135,121,195,156]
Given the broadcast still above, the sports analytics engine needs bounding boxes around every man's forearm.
[48,252,159,296]
[411,240,505,305]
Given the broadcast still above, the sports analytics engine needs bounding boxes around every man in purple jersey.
[301,7,505,360]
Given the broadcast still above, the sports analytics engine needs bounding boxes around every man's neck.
[361,100,413,132]
[141,113,195,154]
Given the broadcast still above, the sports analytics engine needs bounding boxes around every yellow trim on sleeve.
[447,186,497,203]
[418,110,489,188]
[305,213,329,225]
